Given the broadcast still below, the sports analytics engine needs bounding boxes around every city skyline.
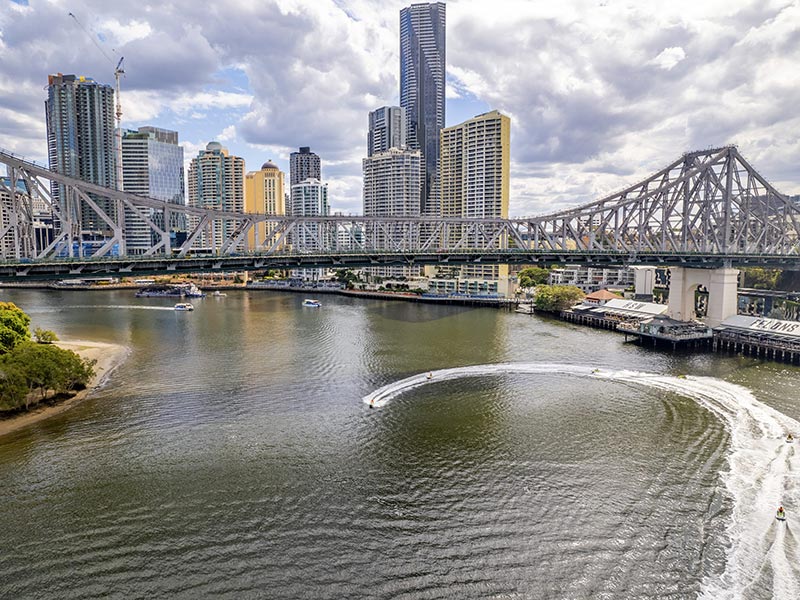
[1,0,798,217]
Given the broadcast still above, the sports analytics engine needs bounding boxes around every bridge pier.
[667,267,739,328]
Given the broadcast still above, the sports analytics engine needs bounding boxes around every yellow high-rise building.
[244,160,286,250]
[438,110,511,290]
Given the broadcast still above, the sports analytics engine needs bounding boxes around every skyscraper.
[440,110,510,285]
[363,148,422,218]
[368,106,406,156]
[187,141,245,251]
[289,178,329,280]
[45,73,117,235]
[363,147,423,278]
[440,110,510,220]
[289,147,321,186]
[245,160,286,249]
[121,126,184,254]
[400,2,445,215]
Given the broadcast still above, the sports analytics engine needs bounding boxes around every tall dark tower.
[400,2,446,215]
[45,73,117,234]
[289,147,321,186]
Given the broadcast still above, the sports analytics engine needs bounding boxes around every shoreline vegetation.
[0,300,127,438]
[0,339,127,438]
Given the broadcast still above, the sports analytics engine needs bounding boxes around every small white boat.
[212,291,227,297]
[174,303,194,311]
[302,299,321,307]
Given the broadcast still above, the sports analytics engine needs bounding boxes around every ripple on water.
[1,291,798,599]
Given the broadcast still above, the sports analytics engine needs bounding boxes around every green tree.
[7,342,60,403]
[5,342,95,405]
[0,302,31,354]
[56,350,96,393]
[518,267,551,288]
[534,285,585,312]
[33,327,59,344]
[0,361,27,412]
[742,267,780,290]
[334,269,359,289]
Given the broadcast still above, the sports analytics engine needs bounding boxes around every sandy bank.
[0,339,128,439]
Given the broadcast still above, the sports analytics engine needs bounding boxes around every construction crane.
[68,12,125,192]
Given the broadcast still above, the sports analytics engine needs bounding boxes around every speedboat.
[302,299,321,307]
[174,303,194,311]
[212,290,227,297]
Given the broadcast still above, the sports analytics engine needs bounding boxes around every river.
[0,289,798,599]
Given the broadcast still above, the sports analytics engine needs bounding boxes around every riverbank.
[0,339,128,438]
[246,283,522,308]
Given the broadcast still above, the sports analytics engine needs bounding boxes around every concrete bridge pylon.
[666,267,739,328]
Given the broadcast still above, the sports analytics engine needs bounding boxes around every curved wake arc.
[364,363,800,599]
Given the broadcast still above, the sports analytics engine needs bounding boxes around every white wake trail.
[364,363,800,598]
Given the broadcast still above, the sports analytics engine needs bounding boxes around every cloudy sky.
[1,0,798,216]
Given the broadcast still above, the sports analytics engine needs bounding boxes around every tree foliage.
[518,267,551,288]
[534,285,585,312]
[0,302,31,354]
[334,269,360,288]
[742,267,780,290]
[0,312,96,412]
[33,327,59,344]
[0,362,27,411]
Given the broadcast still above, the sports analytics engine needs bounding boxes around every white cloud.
[218,125,237,142]
[650,47,686,70]
[98,18,153,47]
[0,0,798,216]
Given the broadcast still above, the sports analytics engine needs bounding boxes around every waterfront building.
[427,277,507,297]
[400,2,446,215]
[245,160,286,249]
[363,147,423,278]
[289,147,321,186]
[289,178,329,280]
[548,266,635,293]
[187,141,245,252]
[289,178,328,222]
[368,106,406,156]
[121,127,185,254]
[45,73,117,237]
[363,148,422,217]
[439,110,511,288]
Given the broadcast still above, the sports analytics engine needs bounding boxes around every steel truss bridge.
[0,146,798,280]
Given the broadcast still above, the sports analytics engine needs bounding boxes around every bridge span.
[0,145,798,283]
[0,250,797,282]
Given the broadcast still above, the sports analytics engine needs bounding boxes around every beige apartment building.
[438,110,511,293]
[187,141,245,252]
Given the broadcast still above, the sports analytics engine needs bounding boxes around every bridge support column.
[667,267,739,328]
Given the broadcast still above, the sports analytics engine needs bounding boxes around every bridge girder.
[1,146,799,278]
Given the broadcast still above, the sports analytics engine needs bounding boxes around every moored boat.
[136,282,206,298]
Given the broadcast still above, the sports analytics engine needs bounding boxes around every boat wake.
[364,363,800,598]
